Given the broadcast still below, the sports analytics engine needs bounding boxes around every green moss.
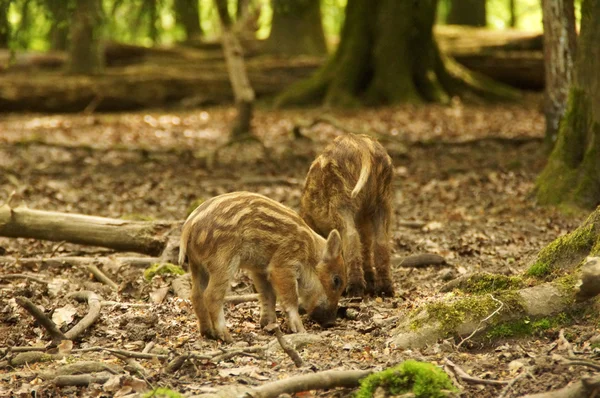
[144,263,185,281]
[185,198,205,218]
[143,387,183,398]
[486,313,571,339]
[457,274,525,295]
[356,360,456,398]
[121,213,156,221]
[527,224,595,278]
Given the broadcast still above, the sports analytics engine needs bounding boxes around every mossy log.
[0,202,177,256]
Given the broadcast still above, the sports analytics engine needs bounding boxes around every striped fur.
[179,192,345,343]
[301,134,394,298]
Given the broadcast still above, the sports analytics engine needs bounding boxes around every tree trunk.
[542,0,576,147]
[447,0,486,26]
[47,0,70,50]
[509,0,517,27]
[0,203,176,256]
[536,0,600,209]
[264,0,327,56]
[67,0,104,74]
[174,0,202,40]
[0,0,9,49]
[276,0,517,107]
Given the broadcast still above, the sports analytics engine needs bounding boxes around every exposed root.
[65,291,103,340]
[15,296,67,344]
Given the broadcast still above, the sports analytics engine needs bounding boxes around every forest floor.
[0,94,597,397]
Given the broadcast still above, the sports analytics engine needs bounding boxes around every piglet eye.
[333,275,342,290]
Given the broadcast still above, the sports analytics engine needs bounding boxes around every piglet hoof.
[260,315,276,329]
[346,280,366,298]
[216,329,233,344]
[287,318,306,334]
[375,281,395,298]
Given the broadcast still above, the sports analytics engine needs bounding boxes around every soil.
[0,94,598,397]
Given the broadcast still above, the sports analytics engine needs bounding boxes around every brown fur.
[179,192,345,343]
[300,134,394,298]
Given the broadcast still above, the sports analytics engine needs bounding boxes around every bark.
[0,0,9,49]
[265,0,327,56]
[174,0,202,41]
[542,0,576,146]
[67,0,104,74]
[47,0,70,51]
[447,0,486,26]
[276,0,518,107]
[536,0,600,209]
[215,0,256,139]
[509,0,516,27]
[0,203,176,256]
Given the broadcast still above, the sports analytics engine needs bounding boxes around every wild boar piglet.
[179,191,345,343]
[301,134,394,298]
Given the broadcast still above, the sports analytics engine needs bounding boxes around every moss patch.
[144,263,185,281]
[457,273,525,295]
[356,360,456,398]
[143,388,184,398]
[486,313,571,339]
[527,223,596,278]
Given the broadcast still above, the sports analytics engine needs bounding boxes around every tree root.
[15,296,67,344]
[85,264,118,291]
[265,324,304,368]
[54,373,112,387]
[64,291,103,340]
[394,253,447,268]
[520,374,600,398]
[445,358,510,386]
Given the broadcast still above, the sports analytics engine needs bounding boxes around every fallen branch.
[0,273,49,284]
[0,255,160,269]
[86,264,118,291]
[244,369,373,398]
[520,374,600,398]
[393,253,447,268]
[445,359,508,386]
[38,361,122,380]
[211,346,265,363]
[72,346,169,360]
[7,351,59,367]
[226,293,260,305]
[497,371,532,398]
[54,373,111,387]
[64,291,103,340]
[265,324,303,368]
[15,296,67,344]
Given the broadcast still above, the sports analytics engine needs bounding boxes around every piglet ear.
[324,229,342,260]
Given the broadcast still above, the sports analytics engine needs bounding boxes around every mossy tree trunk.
[47,0,70,51]
[542,0,576,147]
[536,0,600,209]
[174,0,202,41]
[0,0,10,49]
[264,0,327,56]
[67,0,104,74]
[447,0,486,26]
[276,0,517,107]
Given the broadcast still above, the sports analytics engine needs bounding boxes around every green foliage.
[143,387,184,398]
[185,198,205,217]
[486,313,571,339]
[457,274,525,295]
[144,262,185,281]
[356,360,456,398]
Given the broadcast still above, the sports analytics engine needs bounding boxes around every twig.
[445,359,509,386]
[211,346,265,363]
[85,265,118,291]
[244,369,373,398]
[142,342,155,354]
[0,274,49,284]
[456,294,504,350]
[557,329,575,357]
[50,241,67,257]
[497,371,532,398]
[394,254,447,268]
[54,373,111,387]
[64,291,103,340]
[397,220,427,228]
[226,293,260,305]
[72,346,170,360]
[564,356,600,372]
[5,346,46,353]
[15,296,67,344]
[265,324,303,368]
[101,301,151,308]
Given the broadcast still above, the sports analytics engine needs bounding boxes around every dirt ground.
[0,95,598,397]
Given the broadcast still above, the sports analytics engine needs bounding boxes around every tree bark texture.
[276,0,517,107]
[542,0,576,146]
[67,0,104,74]
[265,0,327,56]
[447,0,486,26]
[536,0,600,209]
[0,204,176,256]
[174,0,202,41]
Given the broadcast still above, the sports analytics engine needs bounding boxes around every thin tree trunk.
[542,0,576,147]
[265,0,327,56]
[174,0,202,40]
[0,0,10,49]
[47,0,70,50]
[447,0,486,26]
[67,0,104,74]
[509,0,517,27]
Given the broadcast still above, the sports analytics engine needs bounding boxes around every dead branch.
[519,373,600,398]
[72,346,169,360]
[0,203,176,256]
[563,356,600,372]
[498,371,532,398]
[445,359,509,386]
[226,294,260,305]
[171,273,259,304]
[7,351,59,367]
[86,264,118,291]
[64,291,103,340]
[0,255,160,269]
[38,361,122,380]
[394,253,447,268]
[265,324,303,368]
[54,373,111,387]
[0,273,49,284]
[244,369,373,398]
[101,301,151,308]
[15,296,67,344]
[211,346,266,363]
[397,220,427,228]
